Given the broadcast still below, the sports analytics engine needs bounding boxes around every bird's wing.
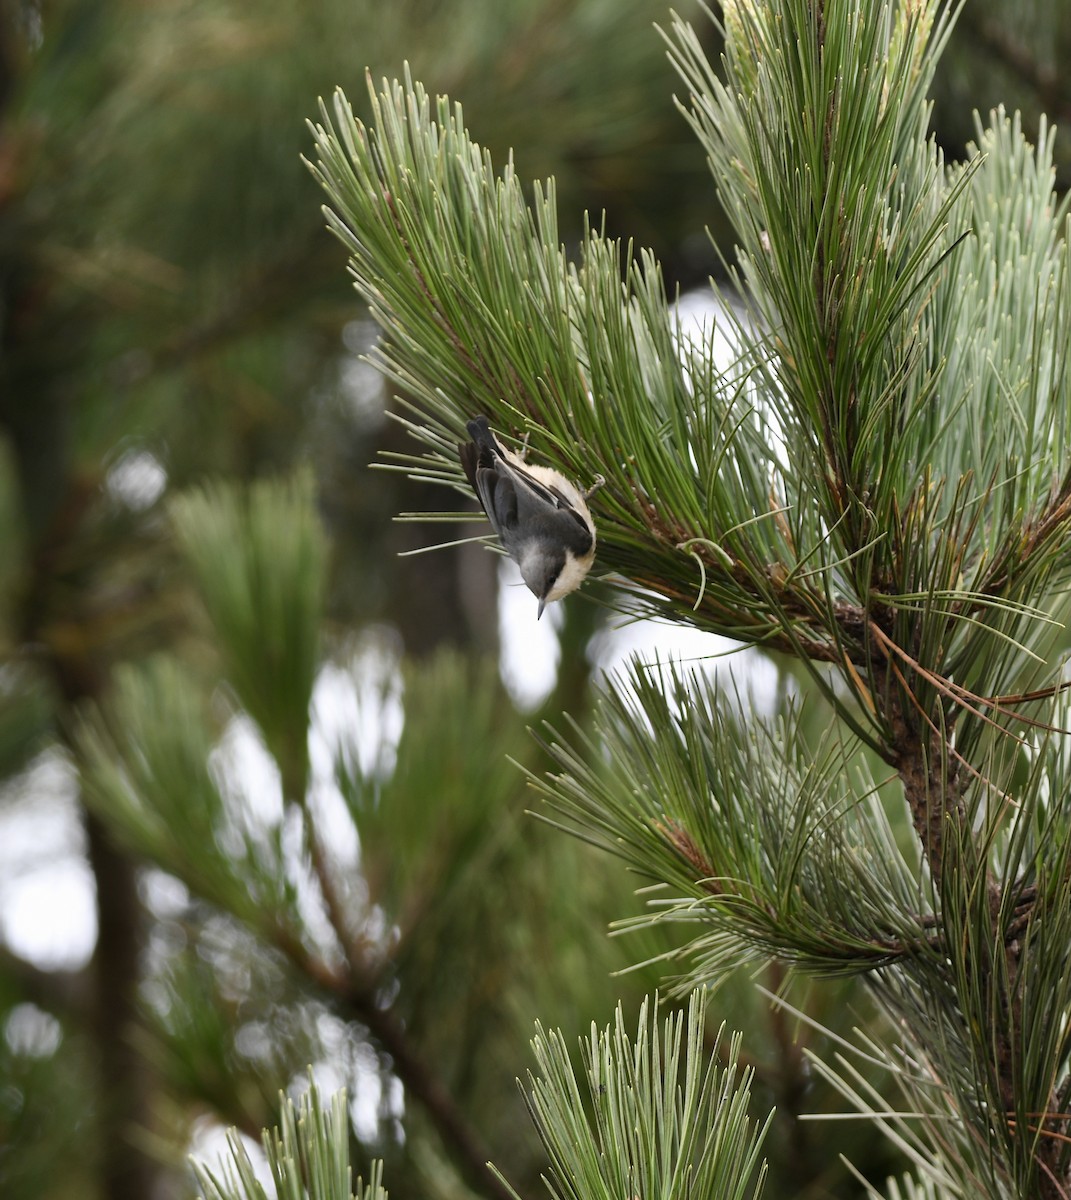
[503,460,591,534]
[460,420,591,543]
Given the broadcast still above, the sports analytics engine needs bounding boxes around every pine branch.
[263,917,518,1200]
[500,992,769,1200]
[171,474,327,801]
[306,14,1071,755]
[530,660,935,978]
[193,1082,387,1200]
[81,482,526,1200]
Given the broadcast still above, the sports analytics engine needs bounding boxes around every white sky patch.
[106,447,168,511]
[348,1040,387,1144]
[674,287,790,476]
[591,615,782,715]
[309,1016,404,1145]
[311,632,404,784]
[308,689,361,867]
[1,862,97,970]
[294,1052,348,1111]
[139,868,191,919]
[189,1119,274,1196]
[338,318,389,431]
[305,636,402,933]
[208,715,344,964]
[4,1002,63,1058]
[209,714,285,838]
[672,287,749,371]
[498,557,559,709]
[0,751,96,970]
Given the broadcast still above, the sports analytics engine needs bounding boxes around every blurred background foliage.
[0,1,1069,1198]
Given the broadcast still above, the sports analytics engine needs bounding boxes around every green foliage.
[334,649,671,1169]
[669,0,1071,759]
[308,1,1071,755]
[78,472,325,936]
[136,921,330,1139]
[0,664,55,783]
[78,471,693,1197]
[505,991,769,1200]
[172,472,327,797]
[532,660,1071,1191]
[307,0,1071,1195]
[10,0,1071,1196]
[882,1178,947,1200]
[0,1000,97,1200]
[79,652,300,935]
[308,70,813,651]
[192,1083,386,1200]
[531,660,926,978]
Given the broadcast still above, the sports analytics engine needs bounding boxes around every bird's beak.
[537,598,546,620]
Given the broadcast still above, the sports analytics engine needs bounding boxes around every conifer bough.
[308,0,1071,1195]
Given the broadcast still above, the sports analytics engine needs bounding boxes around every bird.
[459,415,601,618]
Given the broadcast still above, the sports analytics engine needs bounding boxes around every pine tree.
[303,0,1071,1195]
[9,1,1071,1198]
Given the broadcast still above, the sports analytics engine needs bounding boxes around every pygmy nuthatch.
[459,415,601,618]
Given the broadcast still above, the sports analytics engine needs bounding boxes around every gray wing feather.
[459,416,592,555]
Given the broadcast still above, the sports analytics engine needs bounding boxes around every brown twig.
[342,983,519,1200]
[277,838,520,1200]
[868,619,1059,738]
